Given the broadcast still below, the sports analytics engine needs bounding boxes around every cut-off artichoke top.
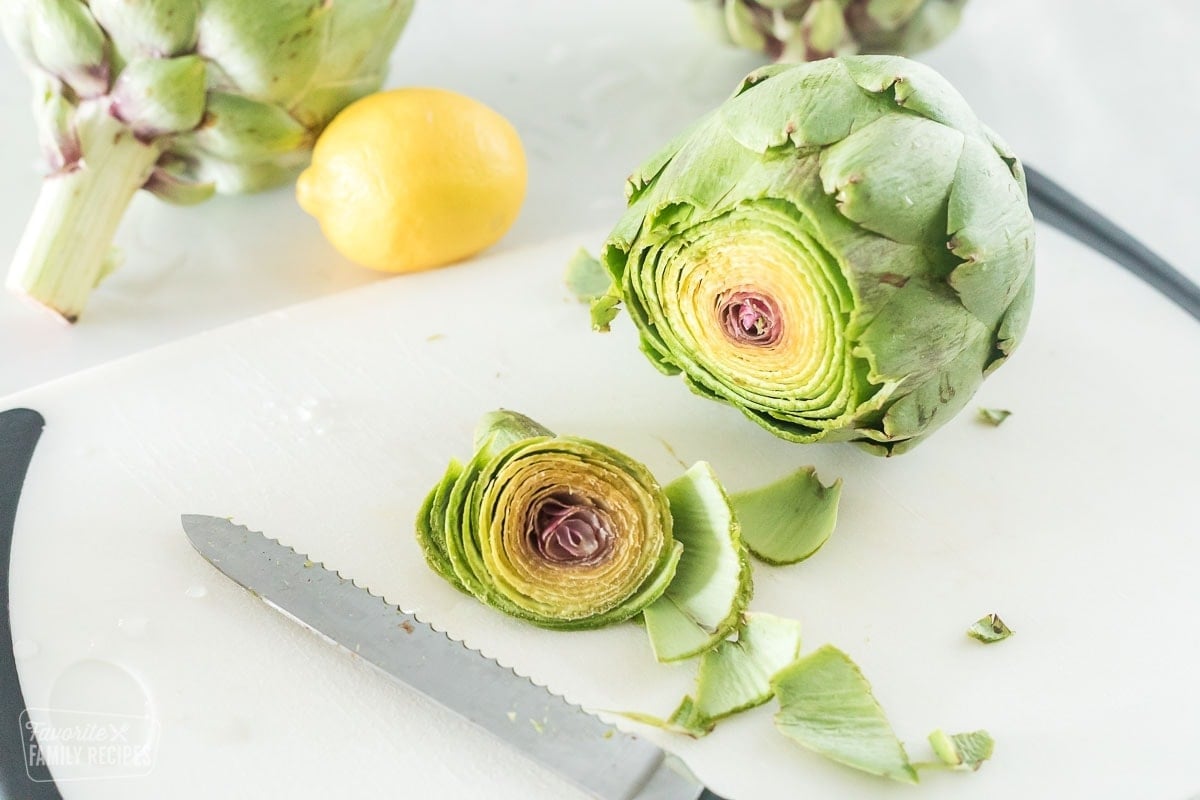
[416,411,683,630]
[599,56,1035,454]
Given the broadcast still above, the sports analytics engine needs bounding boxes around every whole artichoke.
[592,56,1035,455]
[1,0,414,321]
[694,0,967,62]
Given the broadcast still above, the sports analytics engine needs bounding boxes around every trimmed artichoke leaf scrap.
[565,248,612,303]
[625,613,803,737]
[590,292,623,333]
[977,407,1012,427]
[967,613,1013,643]
[730,466,841,565]
[593,55,1035,454]
[564,247,625,332]
[772,645,919,784]
[643,463,753,662]
[928,729,995,771]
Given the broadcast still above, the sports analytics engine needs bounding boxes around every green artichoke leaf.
[30,73,79,172]
[853,275,986,386]
[719,59,892,154]
[730,63,795,98]
[143,157,217,206]
[417,412,682,631]
[967,613,1012,643]
[625,612,803,736]
[773,645,919,784]
[473,409,555,456]
[981,124,1028,193]
[626,112,716,204]
[819,113,964,248]
[194,0,331,107]
[111,56,207,139]
[287,0,413,127]
[842,55,983,136]
[946,137,1037,326]
[643,463,751,662]
[186,149,311,194]
[718,0,770,52]
[288,74,384,130]
[867,0,929,30]
[730,467,841,565]
[415,458,466,591]
[802,1,848,55]
[28,0,109,98]
[306,0,414,82]
[564,248,612,304]
[590,291,623,333]
[685,613,803,726]
[640,116,763,222]
[986,270,1034,375]
[868,323,992,448]
[175,92,310,162]
[88,0,198,58]
[977,407,1011,426]
[927,729,995,771]
[860,1,967,57]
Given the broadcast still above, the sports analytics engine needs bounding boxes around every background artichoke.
[1,0,414,321]
[693,0,967,62]
[593,56,1035,455]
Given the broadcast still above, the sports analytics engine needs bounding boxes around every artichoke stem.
[7,105,163,323]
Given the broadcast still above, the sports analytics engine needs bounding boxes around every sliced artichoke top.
[417,411,683,630]
[693,0,968,62]
[597,56,1035,454]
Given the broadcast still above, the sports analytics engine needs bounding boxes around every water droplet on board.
[185,585,208,599]
[117,616,148,638]
[13,639,39,660]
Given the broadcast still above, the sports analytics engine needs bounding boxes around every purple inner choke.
[718,290,783,346]
[530,494,614,565]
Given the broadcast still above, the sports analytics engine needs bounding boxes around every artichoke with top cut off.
[693,0,968,62]
[1,0,414,321]
[590,56,1035,455]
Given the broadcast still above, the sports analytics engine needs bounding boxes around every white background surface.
[2,2,1200,800]
[1,0,1199,396]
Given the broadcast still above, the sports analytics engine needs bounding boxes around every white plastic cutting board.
[4,226,1200,800]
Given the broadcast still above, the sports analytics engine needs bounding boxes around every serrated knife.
[181,514,725,800]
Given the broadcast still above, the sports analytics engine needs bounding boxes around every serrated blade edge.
[180,515,706,800]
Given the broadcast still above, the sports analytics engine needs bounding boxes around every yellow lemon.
[297,88,527,273]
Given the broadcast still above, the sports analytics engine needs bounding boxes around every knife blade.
[181,514,725,800]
